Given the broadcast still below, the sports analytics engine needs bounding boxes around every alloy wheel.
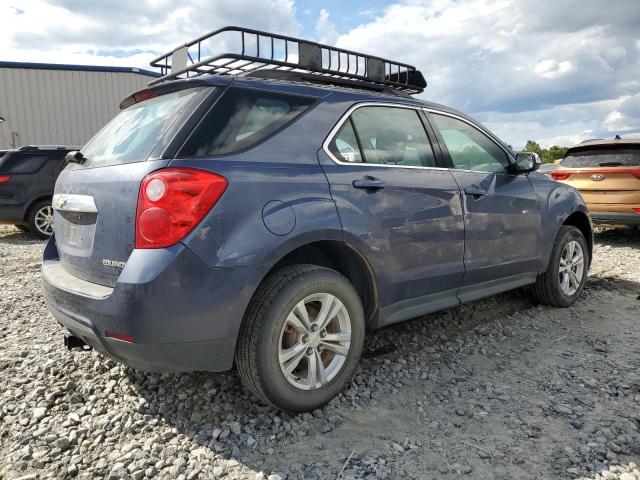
[278,293,351,390]
[34,205,54,236]
[558,240,584,296]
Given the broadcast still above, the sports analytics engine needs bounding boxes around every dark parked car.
[0,146,80,237]
[42,27,593,412]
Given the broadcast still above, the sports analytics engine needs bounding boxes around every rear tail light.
[135,168,228,249]
[633,208,640,214]
[0,176,10,183]
[550,168,640,180]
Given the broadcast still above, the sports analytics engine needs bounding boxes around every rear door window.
[79,87,204,168]
[328,106,437,167]
[179,88,316,157]
[560,148,640,168]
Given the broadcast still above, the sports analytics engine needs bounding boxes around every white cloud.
[314,9,339,46]
[332,0,640,146]
[0,0,301,67]
[539,131,594,149]
[602,93,640,133]
[534,60,576,79]
[1,0,639,148]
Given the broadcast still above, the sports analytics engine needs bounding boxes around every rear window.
[79,87,204,168]
[179,88,316,157]
[0,152,58,174]
[560,148,640,168]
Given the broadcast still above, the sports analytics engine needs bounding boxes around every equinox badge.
[103,259,126,269]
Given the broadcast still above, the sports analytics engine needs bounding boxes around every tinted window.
[431,113,509,172]
[81,87,203,168]
[560,148,640,168]
[0,152,52,174]
[180,88,316,157]
[347,107,436,167]
[328,119,363,163]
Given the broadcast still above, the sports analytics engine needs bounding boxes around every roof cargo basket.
[149,26,426,94]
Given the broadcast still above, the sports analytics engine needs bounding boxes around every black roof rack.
[149,26,426,94]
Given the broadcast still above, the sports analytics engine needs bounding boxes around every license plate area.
[55,211,98,257]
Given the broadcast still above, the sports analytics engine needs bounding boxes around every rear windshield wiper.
[65,151,88,165]
[598,161,625,167]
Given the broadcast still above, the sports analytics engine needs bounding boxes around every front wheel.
[532,225,589,307]
[236,265,365,412]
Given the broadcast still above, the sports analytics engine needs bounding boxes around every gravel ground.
[0,224,639,480]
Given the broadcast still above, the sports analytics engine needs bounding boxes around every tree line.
[524,140,567,164]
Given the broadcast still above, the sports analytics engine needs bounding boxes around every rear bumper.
[590,211,640,226]
[47,300,237,372]
[41,235,265,372]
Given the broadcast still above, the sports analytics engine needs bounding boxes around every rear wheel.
[27,201,55,239]
[236,265,365,412]
[532,225,588,307]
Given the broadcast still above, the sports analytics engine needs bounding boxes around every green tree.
[524,140,542,154]
[523,140,567,164]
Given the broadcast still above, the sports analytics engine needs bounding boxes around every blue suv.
[42,27,592,412]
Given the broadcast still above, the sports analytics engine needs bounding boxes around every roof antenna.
[614,134,621,140]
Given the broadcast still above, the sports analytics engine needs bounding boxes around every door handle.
[464,186,486,197]
[353,176,386,191]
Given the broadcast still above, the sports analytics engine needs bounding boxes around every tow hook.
[64,335,90,351]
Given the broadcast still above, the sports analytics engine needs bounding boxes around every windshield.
[80,87,204,168]
[560,148,640,168]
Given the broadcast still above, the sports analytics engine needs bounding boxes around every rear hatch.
[553,145,640,212]
[53,86,208,287]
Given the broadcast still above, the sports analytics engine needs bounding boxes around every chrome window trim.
[52,194,98,213]
[322,102,449,172]
[423,108,516,174]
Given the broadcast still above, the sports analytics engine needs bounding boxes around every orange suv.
[551,139,640,226]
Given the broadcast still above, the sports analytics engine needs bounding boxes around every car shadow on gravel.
[119,267,640,478]
[120,287,543,474]
[595,226,640,249]
[0,226,46,246]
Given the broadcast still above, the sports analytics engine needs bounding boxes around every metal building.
[0,61,160,149]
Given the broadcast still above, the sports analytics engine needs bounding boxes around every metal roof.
[0,61,161,78]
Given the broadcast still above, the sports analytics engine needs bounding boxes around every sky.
[1,0,639,149]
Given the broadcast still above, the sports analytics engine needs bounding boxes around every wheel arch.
[23,195,53,221]
[562,210,593,267]
[253,239,379,328]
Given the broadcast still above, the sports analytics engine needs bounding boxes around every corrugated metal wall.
[0,67,153,148]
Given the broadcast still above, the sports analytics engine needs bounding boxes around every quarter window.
[431,113,509,173]
[328,119,362,163]
[180,88,316,157]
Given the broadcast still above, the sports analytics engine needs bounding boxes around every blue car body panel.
[41,74,592,372]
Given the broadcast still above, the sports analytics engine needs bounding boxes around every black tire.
[15,225,30,232]
[26,200,54,239]
[236,264,365,413]
[532,225,589,307]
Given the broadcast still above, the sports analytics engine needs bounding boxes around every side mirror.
[512,151,541,173]
[64,150,86,165]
